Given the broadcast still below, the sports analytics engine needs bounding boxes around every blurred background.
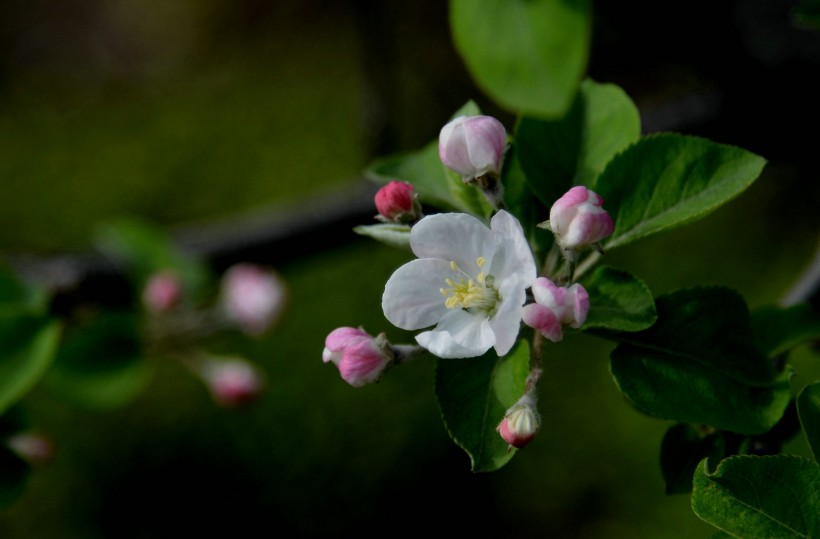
[1,0,819,536]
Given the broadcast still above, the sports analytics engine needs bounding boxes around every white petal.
[410,213,495,274]
[435,309,495,351]
[416,330,483,358]
[488,210,536,286]
[382,258,451,330]
[489,276,527,356]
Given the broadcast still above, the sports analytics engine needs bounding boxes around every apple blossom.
[375,181,421,223]
[522,278,589,342]
[382,210,536,358]
[322,327,393,387]
[497,394,540,449]
[221,264,286,336]
[142,270,182,313]
[548,186,614,250]
[201,357,264,407]
[439,115,507,180]
[6,432,54,466]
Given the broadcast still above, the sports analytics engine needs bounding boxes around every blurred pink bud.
[7,432,54,466]
[498,396,540,449]
[549,186,614,250]
[322,327,392,387]
[142,270,182,313]
[375,181,420,223]
[522,278,589,342]
[203,358,264,407]
[222,264,286,336]
[439,115,507,180]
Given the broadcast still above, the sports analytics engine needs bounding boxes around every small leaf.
[0,312,61,415]
[353,224,412,250]
[593,134,766,250]
[660,423,725,495]
[798,383,820,461]
[581,266,656,332]
[609,288,790,435]
[691,455,820,538]
[752,303,820,357]
[451,0,591,117]
[44,312,151,409]
[515,80,640,208]
[435,340,530,472]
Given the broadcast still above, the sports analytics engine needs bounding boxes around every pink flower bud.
[522,278,589,342]
[322,327,392,387]
[439,115,507,180]
[375,181,420,223]
[142,270,182,313]
[222,264,286,336]
[549,186,614,250]
[7,432,54,466]
[497,396,540,449]
[202,358,264,407]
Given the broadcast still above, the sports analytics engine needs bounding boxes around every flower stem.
[391,344,428,364]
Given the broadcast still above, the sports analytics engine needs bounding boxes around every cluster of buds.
[522,278,589,342]
[221,264,287,336]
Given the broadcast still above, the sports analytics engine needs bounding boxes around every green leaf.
[352,224,412,250]
[95,218,210,299]
[450,0,591,117]
[0,444,29,508]
[0,312,61,415]
[0,266,48,314]
[514,80,640,208]
[365,102,492,219]
[752,303,820,357]
[609,288,790,435]
[44,312,152,409]
[593,134,766,250]
[580,266,656,332]
[660,423,725,495]
[798,383,820,461]
[435,340,530,472]
[692,455,820,538]
[501,144,551,260]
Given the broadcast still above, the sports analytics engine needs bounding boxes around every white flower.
[382,210,536,358]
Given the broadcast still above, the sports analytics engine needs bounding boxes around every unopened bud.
[322,327,392,387]
[439,115,507,181]
[375,181,421,223]
[221,264,286,336]
[498,395,540,449]
[522,278,589,342]
[142,270,182,313]
[6,432,54,466]
[547,186,614,250]
[202,358,264,407]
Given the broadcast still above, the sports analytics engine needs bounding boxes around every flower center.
[440,257,499,314]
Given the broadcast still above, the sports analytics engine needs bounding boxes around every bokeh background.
[1,0,820,536]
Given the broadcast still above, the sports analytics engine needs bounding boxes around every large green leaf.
[435,340,530,472]
[502,144,551,260]
[0,312,61,415]
[798,383,820,461]
[609,288,791,435]
[515,80,640,208]
[593,134,766,250]
[44,312,152,409]
[365,102,493,219]
[450,0,591,117]
[692,455,820,538]
[752,303,820,357]
[581,266,656,332]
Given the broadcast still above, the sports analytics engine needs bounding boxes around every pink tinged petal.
[382,258,453,330]
[439,117,472,176]
[410,213,495,272]
[325,327,370,352]
[488,210,537,286]
[549,186,589,232]
[567,284,590,328]
[522,303,563,342]
[489,276,527,356]
[465,117,506,175]
[339,340,390,387]
[531,277,561,309]
[375,181,415,219]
